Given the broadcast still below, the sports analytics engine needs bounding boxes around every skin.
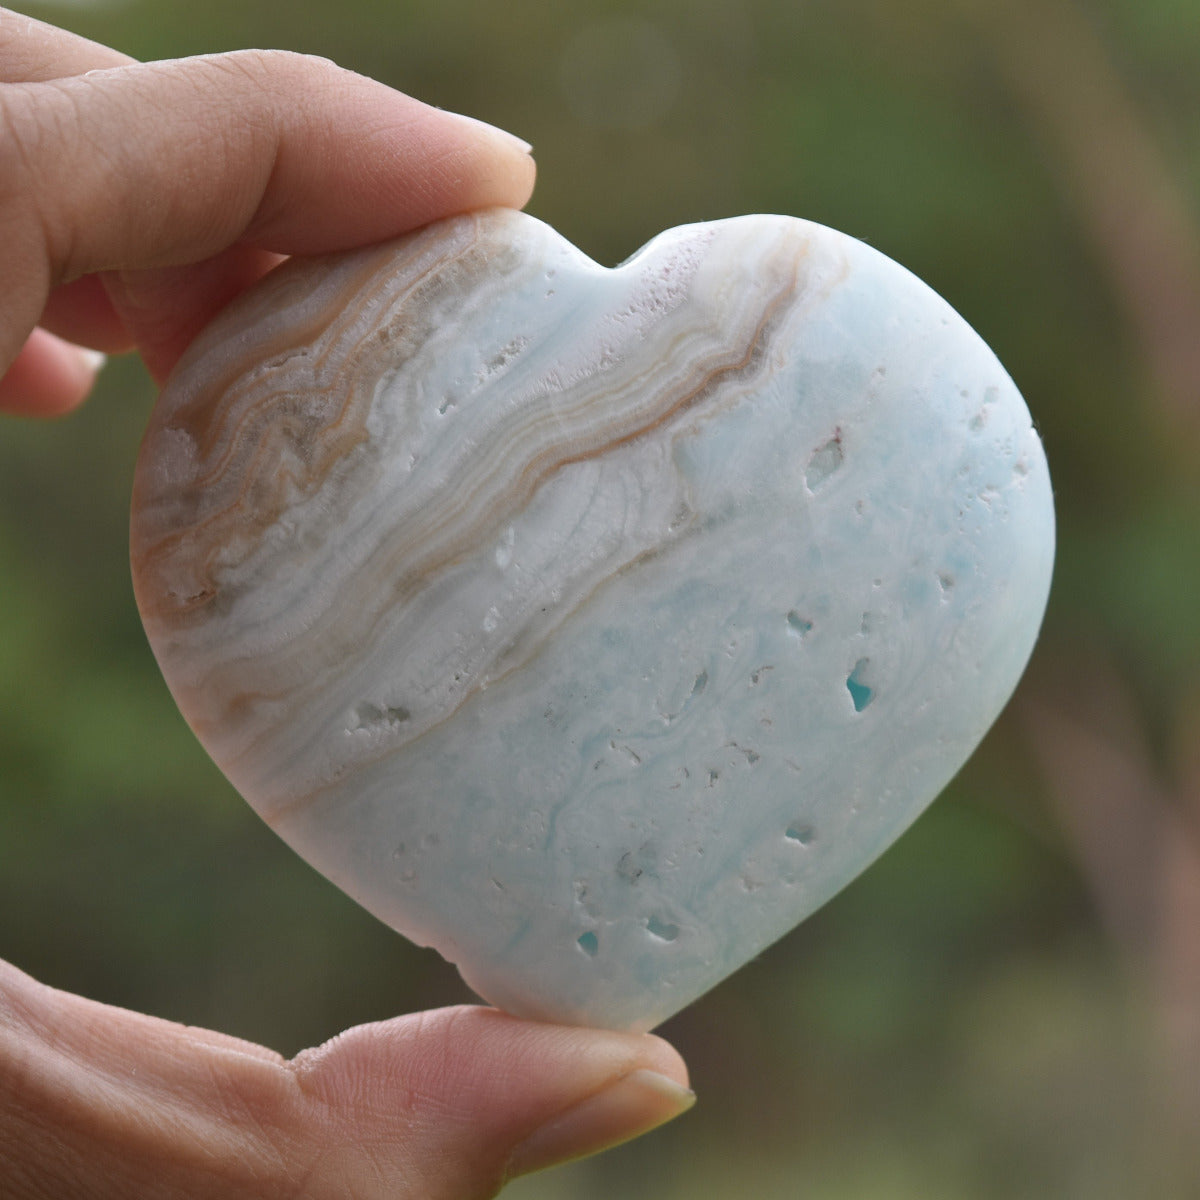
[0,9,693,1198]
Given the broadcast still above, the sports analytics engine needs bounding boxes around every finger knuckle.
[200,48,342,92]
[0,84,77,270]
[0,88,40,198]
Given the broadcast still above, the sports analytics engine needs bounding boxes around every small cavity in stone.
[806,431,844,490]
[617,852,643,883]
[354,702,411,729]
[786,823,816,846]
[787,611,813,638]
[646,916,680,942]
[577,931,600,957]
[846,659,875,712]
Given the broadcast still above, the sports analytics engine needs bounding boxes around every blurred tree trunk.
[972,0,1200,439]
[965,0,1200,1180]
[1020,662,1200,1183]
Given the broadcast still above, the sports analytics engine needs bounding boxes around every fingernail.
[74,348,107,375]
[454,113,533,156]
[506,1069,695,1179]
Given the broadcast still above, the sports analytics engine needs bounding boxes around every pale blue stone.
[133,210,1055,1032]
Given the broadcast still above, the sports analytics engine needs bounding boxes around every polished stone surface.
[132,209,1054,1031]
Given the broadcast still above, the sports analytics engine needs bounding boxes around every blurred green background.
[3,0,1200,1196]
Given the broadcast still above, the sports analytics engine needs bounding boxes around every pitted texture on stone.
[132,209,1054,1032]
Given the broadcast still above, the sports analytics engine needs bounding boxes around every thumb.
[294,1006,694,1197]
[0,959,692,1200]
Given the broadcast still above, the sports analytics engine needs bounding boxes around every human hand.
[0,959,692,1199]
[0,10,693,1197]
[0,6,537,411]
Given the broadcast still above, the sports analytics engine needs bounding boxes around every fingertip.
[230,58,537,254]
[420,108,537,213]
[0,328,107,418]
[302,101,538,252]
[637,1030,692,1093]
[504,1066,696,1180]
[75,347,109,374]
[450,112,533,158]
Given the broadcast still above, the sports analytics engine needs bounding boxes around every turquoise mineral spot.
[846,659,875,712]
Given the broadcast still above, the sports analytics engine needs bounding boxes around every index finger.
[0,6,133,81]
[0,48,535,388]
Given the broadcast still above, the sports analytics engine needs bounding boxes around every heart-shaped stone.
[131,209,1053,1032]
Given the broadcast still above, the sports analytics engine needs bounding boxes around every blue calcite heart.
[131,209,1054,1032]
